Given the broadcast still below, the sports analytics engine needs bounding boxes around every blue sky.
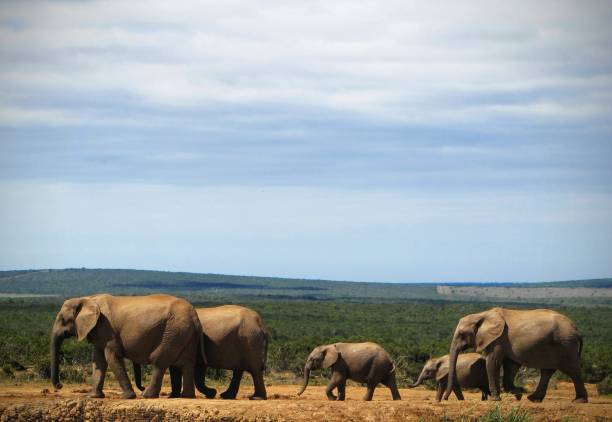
[1,1,611,282]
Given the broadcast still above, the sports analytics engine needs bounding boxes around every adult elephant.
[50,294,205,399]
[134,305,269,400]
[444,307,587,403]
[297,342,401,401]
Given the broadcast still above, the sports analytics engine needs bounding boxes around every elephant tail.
[578,335,584,358]
[192,310,207,366]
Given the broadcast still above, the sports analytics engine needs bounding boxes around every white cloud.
[0,0,610,126]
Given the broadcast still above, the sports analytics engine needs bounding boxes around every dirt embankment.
[0,382,609,421]
[437,285,612,299]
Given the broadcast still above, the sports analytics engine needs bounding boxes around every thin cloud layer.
[0,1,611,280]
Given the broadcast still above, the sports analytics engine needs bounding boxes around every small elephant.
[444,307,587,403]
[50,294,205,399]
[297,342,401,401]
[411,353,491,401]
[134,305,269,400]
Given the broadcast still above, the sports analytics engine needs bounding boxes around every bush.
[1,364,14,378]
[597,376,612,395]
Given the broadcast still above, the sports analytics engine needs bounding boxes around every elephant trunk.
[50,332,64,390]
[297,362,311,396]
[410,367,427,387]
[444,344,459,400]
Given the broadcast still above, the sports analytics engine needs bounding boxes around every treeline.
[1,298,611,391]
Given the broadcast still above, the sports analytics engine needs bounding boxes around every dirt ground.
[0,381,609,421]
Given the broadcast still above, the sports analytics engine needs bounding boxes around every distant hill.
[0,268,610,305]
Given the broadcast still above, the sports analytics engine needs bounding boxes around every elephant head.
[297,344,339,396]
[444,309,505,400]
[50,297,100,389]
[411,357,447,387]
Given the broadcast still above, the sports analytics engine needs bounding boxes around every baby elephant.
[411,353,490,401]
[297,342,401,401]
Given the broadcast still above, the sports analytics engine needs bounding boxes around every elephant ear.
[322,345,339,368]
[475,310,505,353]
[75,299,100,341]
[436,358,450,382]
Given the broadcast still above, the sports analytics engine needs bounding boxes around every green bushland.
[1,297,611,388]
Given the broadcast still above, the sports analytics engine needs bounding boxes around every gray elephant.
[297,342,401,401]
[50,294,205,399]
[134,305,269,400]
[444,307,587,403]
[411,353,492,401]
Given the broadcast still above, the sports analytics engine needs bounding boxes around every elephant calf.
[411,353,491,401]
[298,342,401,401]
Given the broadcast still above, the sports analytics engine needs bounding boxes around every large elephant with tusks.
[444,307,587,403]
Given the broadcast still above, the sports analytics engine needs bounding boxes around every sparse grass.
[477,406,530,422]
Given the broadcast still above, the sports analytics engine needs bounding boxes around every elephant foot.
[142,390,159,399]
[220,391,237,400]
[326,395,338,401]
[248,395,266,400]
[121,390,137,399]
[514,392,523,401]
[527,393,544,403]
[181,392,196,399]
[168,392,181,399]
[203,388,217,399]
[88,391,105,399]
[490,395,502,401]
[573,397,588,403]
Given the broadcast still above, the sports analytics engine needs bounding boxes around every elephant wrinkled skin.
[444,307,587,403]
[297,342,401,401]
[50,294,204,399]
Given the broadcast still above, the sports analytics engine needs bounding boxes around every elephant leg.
[249,368,267,400]
[89,348,107,398]
[195,364,216,398]
[180,362,196,398]
[559,362,588,403]
[485,349,503,401]
[168,366,182,398]
[363,382,377,401]
[436,383,444,402]
[502,359,523,400]
[143,365,167,399]
[104,348,136,399]
[325,371,343,400]
[481,390,487,401]
[337,377,347,401]
[382,372,401,400]
[220,370,244,399]
[452,383,464,401]
[527,368,555,402]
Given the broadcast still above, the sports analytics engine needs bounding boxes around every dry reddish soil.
[0,382,609,421]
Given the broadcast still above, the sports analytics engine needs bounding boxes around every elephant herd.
[50,294,589,403]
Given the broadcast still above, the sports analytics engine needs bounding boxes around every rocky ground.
[0,381,609,421]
